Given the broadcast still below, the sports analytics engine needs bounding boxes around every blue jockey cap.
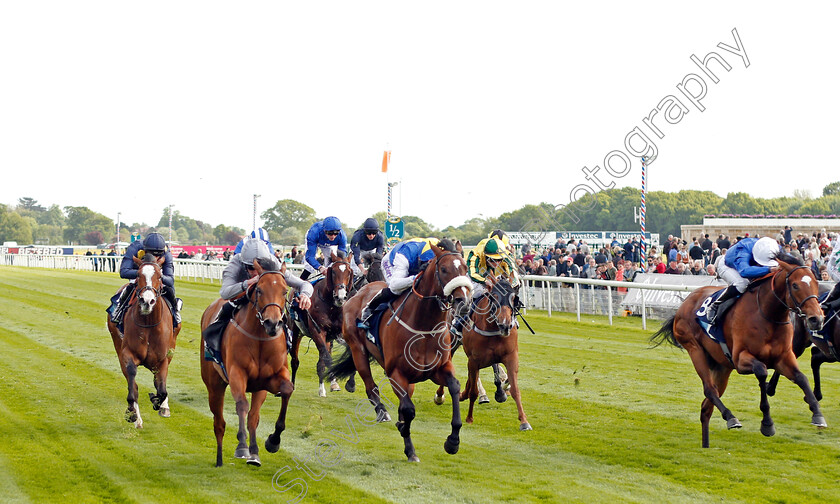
[143,233,166,253]
[323,216,342,233]
[251,227,270,243]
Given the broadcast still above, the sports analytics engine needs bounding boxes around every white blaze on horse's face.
[338,264,346,273]
[139,264,157,313]
[802,276,812,286]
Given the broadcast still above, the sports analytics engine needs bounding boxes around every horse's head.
[133,254,163,316]
[776,253,824,331]
[427,240,471,315]
[248,259,288,336]
[327,251,353,307]
[485,274,517,337]
[364,252,385,282]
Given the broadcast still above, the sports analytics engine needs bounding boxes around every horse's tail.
[649,314,683,349]
[329,345,361,381]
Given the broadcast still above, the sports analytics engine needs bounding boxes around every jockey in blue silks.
[233,227,274,255]
[707,236,780,324]
[300,216,348,280]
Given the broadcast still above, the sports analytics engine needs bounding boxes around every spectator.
[689,238,704,263]
[677,243,691,265]
[690,260,707,275]
[623,238,634,262]
[624,261,637,282]
[677,262,689,275]
[547,259,557,277]
[709,242,722,265]
[701,234,713,257]
[706,263,717,277]
[665,260,679,275]
[603,260,617,281]
[784,226,793,245]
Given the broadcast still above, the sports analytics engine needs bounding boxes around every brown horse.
[434,274,531,430]
[199,260,293,467]
[650,253,826,447]
[330,240,472,462]
[290,251,354,397]
[767,288,839,401]
[107,254,180,428]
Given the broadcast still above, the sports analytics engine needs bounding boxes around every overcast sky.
[2,2,838,232]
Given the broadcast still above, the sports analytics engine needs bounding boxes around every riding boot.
[300,269,311,281]
[163,287,181,327]
[111,284,135,325]
[359,288,394,328]
[707,285,740,325]
[822,282,840,314]
[203,301,236,362]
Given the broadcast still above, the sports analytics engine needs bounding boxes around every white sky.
[2,2,838,232]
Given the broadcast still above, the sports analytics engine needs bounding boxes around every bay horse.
[435,274,531,430]
[330,240,472,462]
[767,289,839,401]
[290,251,354,397]
[107,253,180,428]
[199,259,293,467]
[650,253,826,448]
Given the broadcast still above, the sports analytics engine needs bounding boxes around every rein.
[244,271,287,327]
[409,252,469,312]
[130,278,164,331]
[757,266,818,324]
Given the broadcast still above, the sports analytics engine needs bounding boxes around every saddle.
[361,302,391,352]
[696,288,737,364]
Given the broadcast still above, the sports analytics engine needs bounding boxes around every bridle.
[758,265,819,324]
[245,271,287,325]
[132,263,163,329]
[410,252,470,312]
[319,257,353,305]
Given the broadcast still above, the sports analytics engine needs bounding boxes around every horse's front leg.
[440,361,462,456]
[227,368,250,460]
[491,364,507,403]
[265,377,294,454]
[739,356,775,437]
[122,352,143,429]
[777,351,827,428]
[150,357,171,417]
[314,332,330,397]
[290,331,302,385]
[246,390,267,466]
[503,353,531,431]
[684,344,738,447]
[810,345,833,402]
[389,370,419,462]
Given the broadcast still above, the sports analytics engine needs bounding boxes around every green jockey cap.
[484,237,505,259]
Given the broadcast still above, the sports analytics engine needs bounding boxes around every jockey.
[707,236,780,324]
[233,227,274,255]
[202,238,313,364]
[350,217,386,277]
[300,216,348,280]
[822,234,840,313]
[358,237,445,327]
[450,236,519,339]
[112,232,181,328]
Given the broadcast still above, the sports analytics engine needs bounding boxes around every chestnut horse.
[330,241,472,462]
[650,253,826,447]
[434,275,531,430]
[199,260,293,467]
[290,251,354,397]
[767,291,839,401]
[107,254,180,428]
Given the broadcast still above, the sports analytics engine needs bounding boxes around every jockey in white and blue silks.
[707,236,780,324]
[300,216,348,280]
[822,234,840,313]
[233,227,274,255]
[359,237,447,327]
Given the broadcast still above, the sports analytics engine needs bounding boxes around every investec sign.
[507,231,657,247]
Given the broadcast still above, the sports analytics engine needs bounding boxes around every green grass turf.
[1,265,839,503]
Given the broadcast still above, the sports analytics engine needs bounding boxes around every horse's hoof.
[318,385,326,398]
[812,415,828,429]
[477,394,489,404]
[149,392,161,411]
[345,382,356,393]
[503,380,511,391]
[235,447,250,459]
[494,390,507,403]
[134,419,143,429]
[465,416,473,424]
[330,381,341,392]
[377,410,391,423]
[434,393,445,405]
[265,437,280,453]
[407,454,420,463]
[444,435,460,455]
[246,455,262,467]
[520,422,533,431]
[760,421,776,437]
[125,409,137,423]
[726,417,742,430]
[159,408,170,418]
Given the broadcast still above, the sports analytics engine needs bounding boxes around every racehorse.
[290,251,354,397]
[650,253,826,447]
[350,251,386,294]
[330,240,472,462]
[434,274,531,430]
[767,291,839,401]
[199,259,293,467]
[107,253,180,428]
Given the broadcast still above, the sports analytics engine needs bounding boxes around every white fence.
[3,254,833,330]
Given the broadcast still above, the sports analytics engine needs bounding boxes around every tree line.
[2,183,839,247]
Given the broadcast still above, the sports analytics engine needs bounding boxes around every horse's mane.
[256,257,280,272]
[775,252,804,267]
[141,253,157,264]
[335,250,347,259]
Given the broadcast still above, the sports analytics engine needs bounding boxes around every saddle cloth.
[696,288,729,345]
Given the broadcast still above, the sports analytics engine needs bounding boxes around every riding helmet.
[752,237,780,267]
[484,237,505,259]
[251,227,270,243]
[363,218,379,234]
[143,233,167,254]
[323,216,342,233]
[241,238,271,265]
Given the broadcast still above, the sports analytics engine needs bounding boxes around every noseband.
[246,271,287,324]
[760,265,820,322]
[411,252,469,311]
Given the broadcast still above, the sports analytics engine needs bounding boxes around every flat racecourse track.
[2,266,840,503]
